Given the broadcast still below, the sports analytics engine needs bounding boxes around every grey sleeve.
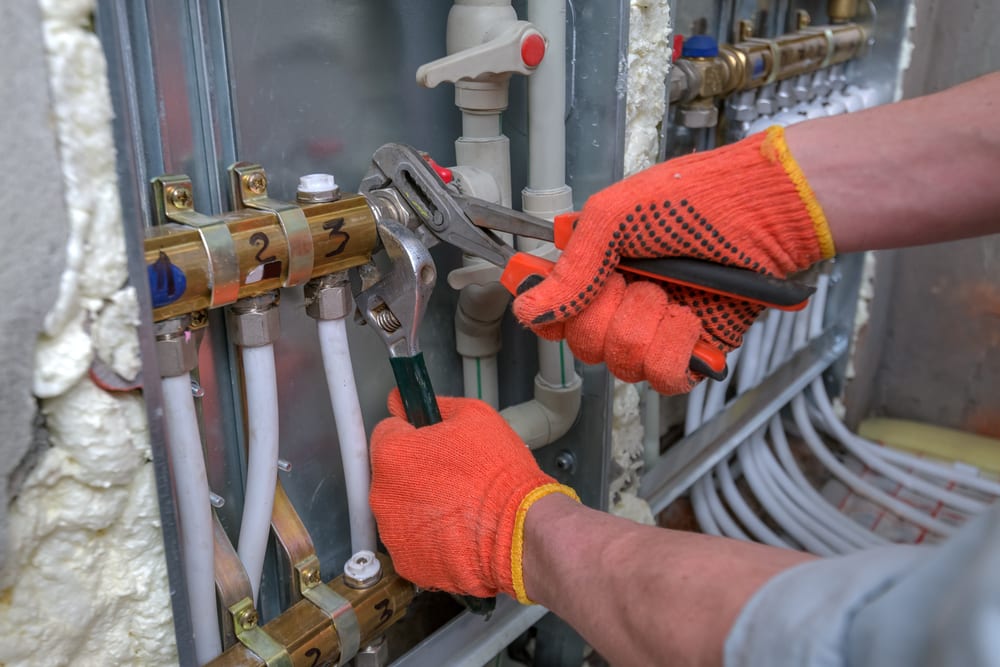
[724,505,1000,667]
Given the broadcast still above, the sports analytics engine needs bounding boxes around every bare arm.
[788,71,1000,253]
[523,494,815,666]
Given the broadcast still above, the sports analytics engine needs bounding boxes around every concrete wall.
[847,0,1000,436]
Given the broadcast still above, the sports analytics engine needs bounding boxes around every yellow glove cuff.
[510,482,581,605]
[762,126,837,259]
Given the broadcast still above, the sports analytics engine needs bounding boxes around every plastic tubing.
[769,414,887,548]
[804,274,991,514]
[161,374,222,664]
[237,344,281,604]
[808,379,987,515]
[717,458,792,547]
[790,393,956,537]
[318,318,377,554]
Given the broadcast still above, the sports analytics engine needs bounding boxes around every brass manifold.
[145,165,380,322]
[208,552,414,667]
[671,21,868,105]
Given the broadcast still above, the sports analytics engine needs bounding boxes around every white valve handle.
[416,21,546,88]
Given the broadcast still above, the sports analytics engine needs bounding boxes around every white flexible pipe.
[692,479,723,536]
[161,373,222,665]
[769,415,888,548]
[791,392,956,537]
[717,458,792,548]
[237,344,281,604]
[642,383,662,469]
[808,379,986,515]
[318,318,378,554]
[804,274,990,515]
[702,471,749,540]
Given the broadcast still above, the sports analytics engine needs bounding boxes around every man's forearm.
[788,71,1000,254]
[523,494,815,666]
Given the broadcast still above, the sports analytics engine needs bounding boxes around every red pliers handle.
[500,214,815,381]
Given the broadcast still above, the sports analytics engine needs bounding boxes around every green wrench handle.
[387,354,497,617]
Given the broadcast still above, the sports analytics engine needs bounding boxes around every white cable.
[161,374,222,664]
[861,441,1000,498]
[692,478,723,536]
[237,344,281,604]
[717,458,792,547]
[702,471,750,540]
[791,394,956,537]
[318,318,378,554]
[804,273,992,515]
[808,380,987,515]
[758,419,871,551]
[684,381,707,436]
[769,414,888,548]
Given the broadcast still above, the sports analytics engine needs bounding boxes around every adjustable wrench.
[352,217,496,616]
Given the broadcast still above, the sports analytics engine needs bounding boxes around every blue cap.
[682,34,719,58]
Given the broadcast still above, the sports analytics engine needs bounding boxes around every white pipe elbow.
[501,373,583,449]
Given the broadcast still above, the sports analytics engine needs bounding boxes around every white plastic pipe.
[237,344,281,604]
[161,373,222,665]
[462,354,500,408]
[538,339,575,389]
[318,318,378,554]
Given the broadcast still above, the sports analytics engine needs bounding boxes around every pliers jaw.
[359,143,515,267]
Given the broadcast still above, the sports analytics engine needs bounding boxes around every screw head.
[555,450,577,474]
[245,172,268,195]
[303,568,321,586]
[237,608,258,630]
[168,186,192,210]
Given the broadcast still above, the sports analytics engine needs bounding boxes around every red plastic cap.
[422,155,454,185]
[672,35,684,62]
[521,33,546,68]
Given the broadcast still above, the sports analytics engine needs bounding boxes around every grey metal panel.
[393,596,549,667]
[94,2,213,663]
[104,0,625,651]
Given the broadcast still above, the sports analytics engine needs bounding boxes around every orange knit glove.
[369,390,578,603]
[514,126,835,394]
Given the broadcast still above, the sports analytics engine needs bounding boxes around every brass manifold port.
[145,167,381,322]
[208,553,415,667]
[671,21,868,106]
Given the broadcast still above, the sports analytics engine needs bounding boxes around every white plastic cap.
[344,550,381,586]
[298,173,337,194]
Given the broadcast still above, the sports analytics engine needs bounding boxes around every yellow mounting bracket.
[228,597,294,667]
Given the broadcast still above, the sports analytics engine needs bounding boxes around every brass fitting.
[154,316,199,377]
[208,553,415,667]
[225,292,281,348]
[145,190,379,322]
[827,0,859,23]
[304,272,354,321]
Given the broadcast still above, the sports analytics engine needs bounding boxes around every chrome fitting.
[755,83,777,115]
[154,316,199,377]
[365,188,413,228]
[343,550,382,589]
[679,103,719,128]
[304,272,354,321]
[729,89,758,122]
[355,636,388,667]
[226,292,280,348]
